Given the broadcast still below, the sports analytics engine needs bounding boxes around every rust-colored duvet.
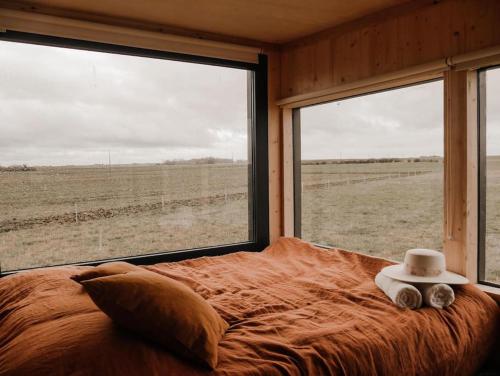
[0,237,498,376]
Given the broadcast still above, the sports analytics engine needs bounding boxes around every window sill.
[475,284,500,304]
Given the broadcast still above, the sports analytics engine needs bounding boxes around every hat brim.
[380,264,469,285]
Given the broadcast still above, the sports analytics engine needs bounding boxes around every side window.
[295,80,444,261]
[479,66,500,285]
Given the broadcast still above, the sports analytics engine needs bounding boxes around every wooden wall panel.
[0,0,412,44]
[280,0,500,98]
[282,108,294,237]
[465,71,479,283]
[443,70,478,281]
[443,70,468,276]
[266,50,282,242]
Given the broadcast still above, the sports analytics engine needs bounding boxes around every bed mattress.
[0,237,498,375]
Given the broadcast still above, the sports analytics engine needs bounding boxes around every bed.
[0,237,498,375]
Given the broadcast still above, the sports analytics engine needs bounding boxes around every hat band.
[404,263,442,277]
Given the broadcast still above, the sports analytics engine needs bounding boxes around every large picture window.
[479,66,500,286]
[294,80,444,261]
[0,32,268,272]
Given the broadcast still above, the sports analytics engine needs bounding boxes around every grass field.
[301,160,443,260]
[1,159,499,283]
[486,156,500,283]
[0,163,250,271]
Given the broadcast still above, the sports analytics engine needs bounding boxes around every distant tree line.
[0,164,37,172]
[163,157,240,165]
[302,157,442,165]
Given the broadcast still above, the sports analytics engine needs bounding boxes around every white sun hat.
[380,248,469,285]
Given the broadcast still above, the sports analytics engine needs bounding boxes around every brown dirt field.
[1,160,498,283]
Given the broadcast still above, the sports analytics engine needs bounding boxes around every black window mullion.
[253,54,270,249]
[478,69,487,283]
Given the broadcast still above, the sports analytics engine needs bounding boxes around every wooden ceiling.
[2,0,413,45]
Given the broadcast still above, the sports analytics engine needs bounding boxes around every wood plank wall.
[443,70,478,279]
[280,0,500,99]
[266,50,283,242]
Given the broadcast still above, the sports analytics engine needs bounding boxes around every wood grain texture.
[281,108,294,237]
[0,0,271,49]
[0,0,411,44]
[0,0,409,43]
[443,70,478,280]
[465,71,479,283]
[0,7,262,63]
[443,70,467,276]
[266,50,282,242]
[277,60,445,107]
[281,0,500,98]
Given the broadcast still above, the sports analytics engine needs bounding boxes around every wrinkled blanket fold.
[0,237,498,376]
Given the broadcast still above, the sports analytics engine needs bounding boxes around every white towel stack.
[375,272,455,309]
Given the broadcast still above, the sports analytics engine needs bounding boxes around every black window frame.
[478,65,500,288]
[0,31,269,275]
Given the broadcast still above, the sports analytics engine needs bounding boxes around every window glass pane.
[0,40,252,271]
[485,67,500,284]
[300,81,443,261]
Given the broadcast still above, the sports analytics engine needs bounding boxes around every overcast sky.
[1,40,499,166]
[487,68,500,156]
[0,40,248,166]
[301,80,444,159]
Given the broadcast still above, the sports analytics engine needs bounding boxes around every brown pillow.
[71,261,141,282]
[81,270,228,369]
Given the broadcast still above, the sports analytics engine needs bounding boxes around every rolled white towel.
[417,283,455,309]
[375,272,422,309]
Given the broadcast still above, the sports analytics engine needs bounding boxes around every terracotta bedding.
[0,237,498,376]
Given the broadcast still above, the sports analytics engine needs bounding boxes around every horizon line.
[0,155,461,168]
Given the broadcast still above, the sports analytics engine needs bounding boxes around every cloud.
[300,80,445,159]
[486,68,500,154]
[1,40,499,165]
[0,40,248,165]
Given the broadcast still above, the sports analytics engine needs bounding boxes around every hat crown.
[403,249,445,277]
